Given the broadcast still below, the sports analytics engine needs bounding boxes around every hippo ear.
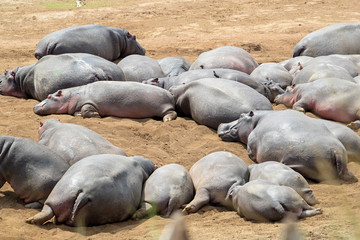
[151,78,159,83]
[126,32,131,38]
[55,90,62,97]
[200,65,204,69]
[10,71,15,78]
[249,111,254,117]
[298,62,303,70]
[4,70,8,75]
[39,121,43,127]
[213,70,220,78]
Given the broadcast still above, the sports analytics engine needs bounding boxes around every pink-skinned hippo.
[0,53,125,101]
[217,110,357,182]
[183,151,249,214]
[26,154,155,226]
[132,164,194,219]
[157,56,191,77]
[0,136,69,209]
[189,46,258,74]
[38,119,127,165]
[33,81,177,122]
[292,23,360,58]
[248,161,319,205]
[169,78,273,129]
[35,24,145,61]
[274,78,360,126]
[118,54,166,82]
[250,63,293,89]
[143,68,284,102]
[226,179,322,222]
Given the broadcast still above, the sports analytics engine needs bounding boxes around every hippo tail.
[292,44,306,57]
[225,180,244,200]
[70,191,90,225]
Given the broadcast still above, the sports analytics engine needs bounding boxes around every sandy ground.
[1,0,360,239]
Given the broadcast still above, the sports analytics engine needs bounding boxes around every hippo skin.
[183,151,249,214]
[35,24,145,61]
[248,161,319,205]
[217,110,357,182]
[33,81,177,122]
[274,78,360,126]
[157,56,191,77]
[250,63,293,89]
[26,154,155,226]
[189,46,258,74]
[293,23,360,57]
[0,136,69,208]
[169,78,273,129]
[0,53,125,101]
[227,179,322,222]
[38,119,127,165]
[132,164,194,219]
[118,54,166,82]
[144,68,284,102]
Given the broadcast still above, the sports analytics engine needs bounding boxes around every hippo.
[169,78,273,129]
[132,164,194,219]
[118,54,166,82]
[182,151,249,214]
[0,53,125,101]
[26,154,155,226]
[280,56,314,71]
[189,46,258,74]
[143,68,284,102]
[292,63,355,84]
[35,24,145,61]
[227,179,322,222]
[38,119,127,165]
[157,57,191,77]
[292,23,360,57]
[217,110,357,182]
[274,78,360,126]
[248,161,319,205]
[0,136,69,208]
[250,63,293,89]
[33,81,177,122]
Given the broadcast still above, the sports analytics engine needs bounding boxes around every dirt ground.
[1,0,360,239]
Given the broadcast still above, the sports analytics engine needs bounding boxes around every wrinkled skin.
[228,180,322,222]
[275,78,360,126]
[169,78,273,129]
[0,53,125,101]
[35,24,145,61]
[293,23,360,57]
[132,164,194,219]
[33,81,177,122]
[38,119,127,165]
[0,136,69,208]
[250,62,293,89]
[189,46,258,74]
[183,151,249,214]
[157,56,191,77]
[26,154,155,227]
[248,161,319,205]
[118,54,166,82]
[218,110,357,182]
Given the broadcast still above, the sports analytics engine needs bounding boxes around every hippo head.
[142,78,164,88]
[121,30,146,57]
[0,68,26,98]
[274,84,297,106]
[33,90,73,115]
[38,119,61,140]
[130,156,156,180]
[263,80,285,103]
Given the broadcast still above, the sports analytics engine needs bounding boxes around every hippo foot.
[299,208,322,218]
[132,208,149,220]
[81,104,101,118]
[293,106,305,113]
[182,204,196,215]
[25,201,43,209]
[347,121,360,131]
[26,205,54,225]
[163,111,177,122]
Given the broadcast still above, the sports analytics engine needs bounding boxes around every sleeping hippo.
[38,119,127,165]
[292,23,360,57]
[227,179,322,222]
[132,164,194,219]
[0,53,125,101]
[183,151,249,214]
[189,46,258,74]
[26,154,155,226]
[118,55,166,82]
[157,57,191,77]
[280,56,313,71]
[35,24,145,61]
[274,78,360,126]
[250,63,293,89]
[217,110,357,182]
[169,78,273,129]
[248,161,319,205]
[0,136,69,208]
[33,81,177,122]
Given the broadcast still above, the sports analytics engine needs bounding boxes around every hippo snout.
[217,122,239,142]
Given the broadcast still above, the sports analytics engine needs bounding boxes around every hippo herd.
[1,22,360,228]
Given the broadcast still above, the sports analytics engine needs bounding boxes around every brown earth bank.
[0,0,360,239]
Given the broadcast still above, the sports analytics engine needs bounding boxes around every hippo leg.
[302,190,319,206]
[182,188,210,214]
[25,200,44,209]
[132,202,153,220]
[81,104,101,118]
[164,197,178,218]
[26,204,54,225]
[292,101,307,113]
[347,120,360,131]
[299,208,322,218]
[162,111,177,122]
